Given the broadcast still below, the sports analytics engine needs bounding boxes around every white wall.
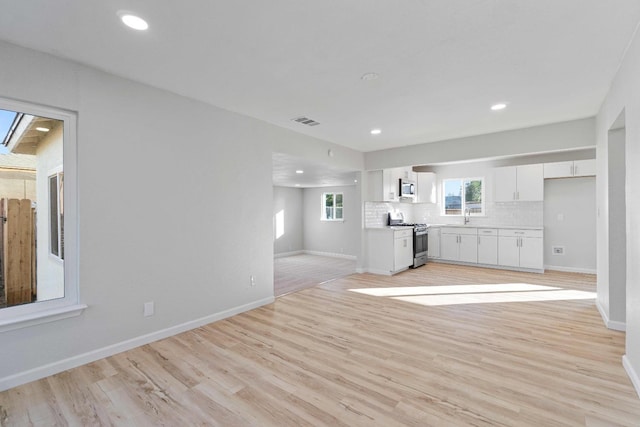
[273,186,303,255]
[0,40,354,388]
[303,185,359,257]
[35,122,64,301]
[595,22,640,394]
[543,177,596,273]
[607,128,627,325]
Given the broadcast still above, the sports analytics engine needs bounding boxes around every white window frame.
[442,177,485,216]
[0,97,85,332]
[321,192,344,221]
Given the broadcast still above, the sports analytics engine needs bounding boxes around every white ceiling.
[0,1,638,155]
[272,152,357,188]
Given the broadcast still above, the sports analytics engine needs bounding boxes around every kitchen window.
[443,177,484,216]
[322,192,343,221]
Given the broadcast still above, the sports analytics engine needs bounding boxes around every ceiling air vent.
[292,116,320,127]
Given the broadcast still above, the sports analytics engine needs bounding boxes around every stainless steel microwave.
[399,179,416,198]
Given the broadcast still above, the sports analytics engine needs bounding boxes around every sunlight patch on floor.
[349,283,595,306]
[349,283,559,297]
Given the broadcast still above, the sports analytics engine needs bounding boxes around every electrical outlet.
[557,213,564,221]
[250,275,256,287]
[144,301,155,317]
[552,246,565,255]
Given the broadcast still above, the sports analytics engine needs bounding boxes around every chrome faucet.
[464,208,471,225]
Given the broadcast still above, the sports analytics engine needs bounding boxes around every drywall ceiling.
[0,1,639,152]
[273,153,357,188]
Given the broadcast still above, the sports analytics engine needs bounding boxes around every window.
[49,170,64,259]
[322,192,343,221]
[443,178,484,216]
[0,97,84,332]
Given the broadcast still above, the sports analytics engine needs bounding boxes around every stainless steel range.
[387,212,428,268]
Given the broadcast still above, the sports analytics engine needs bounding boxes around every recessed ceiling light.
[370,129,382,135]
[296,170,304,174]
[295,184,301,187]
[119,12,149,31]
[361,72,379,81]
[491,103,507,111]
[35,127,50,132]
[354,179,358,183]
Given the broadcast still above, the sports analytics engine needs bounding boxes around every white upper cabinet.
[494,164,543,202]
[366,167,415,202]
[573,159,596,177]
[494,166,517,202]
[382,167,416,202]
[416,172,436,203]
[543,159,595,179]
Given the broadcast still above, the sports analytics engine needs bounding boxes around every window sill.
[320,219,345,222]
[0,304,87,333]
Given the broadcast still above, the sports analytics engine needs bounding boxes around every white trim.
[0,304,86,333]
[274,250,304,258]
[596,299,626,331]
[0,297,274,392]
[355,267,366,274]
[623,355,640,398]
[544,265,597,274]
[303,250,357,260]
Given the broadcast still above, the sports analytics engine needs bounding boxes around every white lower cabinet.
[498,229,543,270]
[477,228,498,265]
[441,227,477,263]
[367,228,414,275]
[394,230,413,270]
[428,227,441,258]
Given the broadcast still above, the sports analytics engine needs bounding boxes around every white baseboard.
[274,250,357,261]
[623,355,640,398]
[544,265,597,275]
[0,296,275,392]
[595,299,626,331]
[431,259,544,274]
[303,250,357,260]
[355,268,366,274]
[274,250,304,258]
[363,268,393,276]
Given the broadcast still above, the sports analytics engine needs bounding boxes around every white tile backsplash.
[366,201,543,228]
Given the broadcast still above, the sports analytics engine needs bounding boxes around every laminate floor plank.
[1,263,640,426]
[274,254,356,296]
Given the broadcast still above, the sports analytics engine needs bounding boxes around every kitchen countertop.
[367,226,415,230]
[367,224,543,230]
[427,224,543,230]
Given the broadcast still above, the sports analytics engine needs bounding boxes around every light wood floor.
[274,253,356,296]
[2,263,640,426]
